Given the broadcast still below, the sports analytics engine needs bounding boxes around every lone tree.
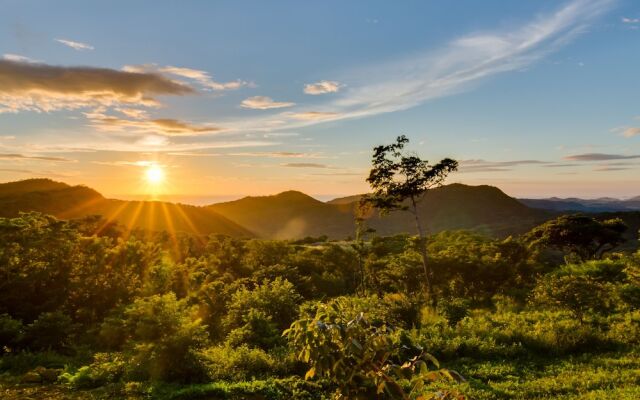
[364,135,458,303]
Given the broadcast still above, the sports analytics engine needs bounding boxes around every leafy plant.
[285,298,462,399]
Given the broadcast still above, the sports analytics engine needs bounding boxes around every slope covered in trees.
[0,179,253,237]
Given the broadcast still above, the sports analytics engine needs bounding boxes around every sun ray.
[94,200,129,236]
[160,202,181,259]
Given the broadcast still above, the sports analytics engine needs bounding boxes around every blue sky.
[1,0,639,200]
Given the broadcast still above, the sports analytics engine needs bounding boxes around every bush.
[0,313,24,353]
[61,352,126,389]
[23,311,74,351]
[223,278,301,349]
[200,345,276,381]
[99,293,209,382]
[532,274,612,322]
[437,298,471,326]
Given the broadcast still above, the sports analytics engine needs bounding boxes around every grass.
[447,350,640,399]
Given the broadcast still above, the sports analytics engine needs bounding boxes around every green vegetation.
[1,209,639,399]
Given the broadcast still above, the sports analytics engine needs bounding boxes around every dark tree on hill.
[364,135,458,303]
[524,214,627,261]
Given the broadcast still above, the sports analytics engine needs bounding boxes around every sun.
[145,165,165,185]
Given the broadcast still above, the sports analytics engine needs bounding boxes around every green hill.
[209,183,551,239]
[0,179,253,237]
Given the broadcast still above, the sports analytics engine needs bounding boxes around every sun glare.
[145,165,165,185]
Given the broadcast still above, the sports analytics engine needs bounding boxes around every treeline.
[0,212,639,399]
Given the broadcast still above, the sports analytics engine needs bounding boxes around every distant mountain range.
[519,196,640,213]
[0,179,638,243]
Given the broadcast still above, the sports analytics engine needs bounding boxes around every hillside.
[210,183,551,239]
[209,191,355,239]
[0,179,253,237]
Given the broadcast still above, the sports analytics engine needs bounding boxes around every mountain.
[9,179,622,241]
[210,184,551,239]
[520,196,640,212]
[0,179,253,237]
[208,191,355,239]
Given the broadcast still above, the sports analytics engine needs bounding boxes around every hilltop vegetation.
[0,210,638,399]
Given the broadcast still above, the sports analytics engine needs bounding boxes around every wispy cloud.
[458,159,550,172]
[622,17,640,24]
[622,127,640,137]
[228,151,325,158]
[222,0,615,133]
[564,153,640,161]
[281,162,330,168]
[92,160,162,167]
[241,96,295,110]
[123,64,249,91]
[55,38,94,51]
[304,80,343,95]
[85,109,223,136]
[0,153,73,162]
[288,111,339,120]
[2,53,38,63]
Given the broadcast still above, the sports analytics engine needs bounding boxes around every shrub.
[285,298,459,399]
[199,345,276,381]
[61,352,126,389]
[99,293,209,382]
[437,298,471,327]
[225,309,282,350]
[532,274,611,322]
[223,278,301,349]
[0,313,24,353]
[23,311,74,351]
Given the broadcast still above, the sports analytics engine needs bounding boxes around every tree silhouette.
[364,135,458,303]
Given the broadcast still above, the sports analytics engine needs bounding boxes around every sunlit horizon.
[1,0,639,199]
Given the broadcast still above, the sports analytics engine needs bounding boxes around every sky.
[1,0,639,202]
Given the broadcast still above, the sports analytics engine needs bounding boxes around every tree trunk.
[411,196,434,305]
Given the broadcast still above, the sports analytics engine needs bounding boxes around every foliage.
[0,314,23,353]
[524,214,627,261]
[0,210,639,398]
[22,311,75,351]
[99,293,209,382]
[437,298,471,327]
[285,298,461,399]
[224,278,302,349]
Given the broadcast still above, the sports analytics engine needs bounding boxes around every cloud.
[303,80,343,95]
[622,127,640,137]
[55,38,94,51]
[594,166,632,171]
[85,110,222,136]
[622,17,640,24]
[459,159,550,173]
[115,107,149,119]
[228,151,323,158]
[241,96,295,110]
[218,0,614,134]
[281,162,330,168]
[0,59,194,113]
[288,111,339,120]
[92,160,161,167]
[0,135,16,140]
[564,153,640,161]
[124,64,248,91]
[321,0,614,123]
[0,153,73,162]
[3,54,38,63]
